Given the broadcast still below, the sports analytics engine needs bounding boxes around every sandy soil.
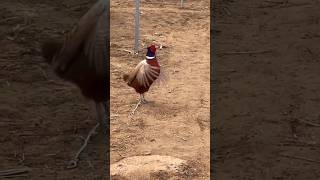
[0,0,210,179]
[215,0,320,179]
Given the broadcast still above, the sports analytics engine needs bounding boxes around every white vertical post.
[134,0,140,54]
[180,0,184,8]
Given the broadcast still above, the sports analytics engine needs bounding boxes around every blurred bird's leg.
[67,101,102,169]
[99,101,110,174]
[98,101,109,138]
[130,94,143,116]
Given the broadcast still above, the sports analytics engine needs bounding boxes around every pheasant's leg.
[99,101,109,139]
[141,93,148,104]
[130,94,143,116]
[67,102,102,169]
[99,101,109,175]
[67,123,99,169]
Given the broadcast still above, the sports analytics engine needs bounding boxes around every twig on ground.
[1,174,28,178]
[0,167,31,177]
[12,24,31,33]
[281,154,320,164]
[0,17,19,24]
[117,49,133,54]
[280,139,317,147]
[297,119,320,127]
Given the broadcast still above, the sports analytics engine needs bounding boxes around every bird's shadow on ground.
[138,100,180,116]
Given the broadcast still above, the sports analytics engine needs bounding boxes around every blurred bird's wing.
[136,60,160,88]
[83,13,109,75]
[52,0,108,75]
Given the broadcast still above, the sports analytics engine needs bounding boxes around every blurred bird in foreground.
[123,44,164,115]
[41,0,108,169]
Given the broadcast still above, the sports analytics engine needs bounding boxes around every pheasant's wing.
[83,12,109,76]
[52,0,107,75]
[136,61,160,88]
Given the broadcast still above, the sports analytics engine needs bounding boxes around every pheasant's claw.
[67,159,78,169]
[66,123,99,169]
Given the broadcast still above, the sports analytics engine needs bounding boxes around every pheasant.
[123,44,161,115]
[41,0,109,168]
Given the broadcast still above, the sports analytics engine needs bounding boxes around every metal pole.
[134,0,140,54]
[180,0,183,8]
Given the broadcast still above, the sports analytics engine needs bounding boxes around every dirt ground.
[215,0,320,179]
[0,0,209,179]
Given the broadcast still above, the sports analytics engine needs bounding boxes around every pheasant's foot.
[67,123,100,169]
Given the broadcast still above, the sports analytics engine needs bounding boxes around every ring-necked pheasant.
[123,44,161,115]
